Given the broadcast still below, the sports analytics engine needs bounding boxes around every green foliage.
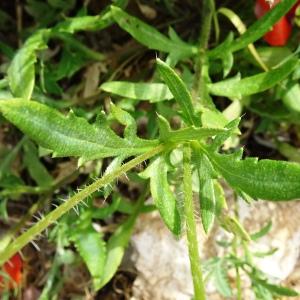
[158,115,225,143]
[208,58,298,99]
[251,275,299,296]
[0,99,158,162]
[97,194,143,289]
[208,0,298,58]
[206,148,300,200]
[23,140,53,188]
[111,6,197,60]
[100,81,173,102]
[213,260,232,297]
[251,221,272,241]
[156,59,200,126]
[1,0,300,298]
[196,153,217,233]
[72,226,106,289]
[140,155,181,235]
[8,30,49,99]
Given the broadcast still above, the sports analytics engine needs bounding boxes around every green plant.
[0,0,300,299]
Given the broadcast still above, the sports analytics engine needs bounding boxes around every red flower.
[255,0,300,46]
[0,254,22,289]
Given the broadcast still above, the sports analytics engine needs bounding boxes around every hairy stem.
[0,144,164,266]
[183,144,206,300]
[1,168,80,246]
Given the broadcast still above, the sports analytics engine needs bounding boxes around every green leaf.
[100,81,173,102]
[207,58,298,99]
[213,260,232,297]
[7,30,49,99]
[282,82,300,113]
[251,277,299,296]
[140,156,181,235]
[210,118,241,151]
[277,142,300,163]
[199,179,216,233]
[196,153,217,233]
[49,32,105,62]
[251,221,272,240]
[221,51,234,78]
[200,108,229,129]
[206,148,300,201]
[111,6,196,59]
[0,137,25,181]
[92,196,122,219]
[52,0,128,33]
[214,181,227,216]
[98,196,142,289]
[208,0,298,58]
[103,157,124,198]
[244,46,292,69]
[253,283,274,300]
[219,214,251,241]
[0,99,158,161]
[53,14,110,34]
[158,115,226,144]
[52,47,87,81]
[72,226,106,290]
[253,247,278,258]
[156,59,200,126]
[23,140,53,187]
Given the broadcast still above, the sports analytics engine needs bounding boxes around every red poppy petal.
[0,254,22,289]
[264,17,292,46]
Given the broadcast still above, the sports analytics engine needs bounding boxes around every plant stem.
[233,236,242,300]
[198,0,214,51]
[0,144,165,266]
[193,0,215,108]
[183,144,206,300]
[233,194,243,300]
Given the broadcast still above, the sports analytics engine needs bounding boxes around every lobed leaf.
[210,118,241,151]
[206,148,300,201]
[213,260,232,297]
[0,99,158,162]
[158,115,226,144]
